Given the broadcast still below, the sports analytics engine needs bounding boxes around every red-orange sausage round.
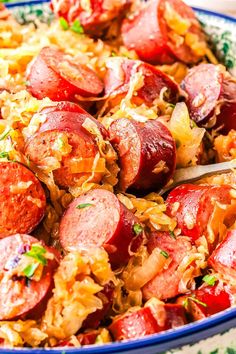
[104,58,179,107]
[121,0,206,64]
[0,161,46,238]
[27,47,104,102]
[51,0,130,34]
[109,118,176,192]
[209,230,236,279]
[109,306,163,341]
[166,184,232,243]
[25,101,107,188]
[181,63,236,134]
[177,284,232,321]
[0,234,59,320]
[142,232,193,300]
[59,188,142,267]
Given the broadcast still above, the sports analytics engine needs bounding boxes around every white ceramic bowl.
[184,0,236,16]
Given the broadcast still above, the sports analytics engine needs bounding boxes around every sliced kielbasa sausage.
[59,188,142,267]
[208,230,236,280]
[142,232,193,300]
[109,305,164,341]
[104,57,179,108]
[166,184,233,244]
[121,0,207,64]
[164,304,187,329]
[0,234,59,320]
[109,118,176,192]
[25,101,107,188]
[109,299,186,340]
[82,281,115,329]
[51,0,130,34]
[27,47,104,101]
[0,161,46,238]
[58,330,102,347]
[181,64,236,134]
[177,283,233,321]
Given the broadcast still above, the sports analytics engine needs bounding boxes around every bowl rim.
[4,0,236,23]
[2,2,236,352]
[0,307,236,352]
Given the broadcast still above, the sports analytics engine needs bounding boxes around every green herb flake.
[0,127,11,141]
[210,350,219,354]
[58,137,65,149]
[71,19,84,34]
[59,17,69,30]
[111,51,116,57]
[160,250,169,259]
[188,296,208,308]
[203,274,217,286]
[0,151,9,159]
[169,230,176,239]
[183,297,189,309]
[169,103,175,108]
[23,263,39,278]
[76,203,94,209]
[226,348,236,354]
[25,245,47,266]
[133,223,143,235]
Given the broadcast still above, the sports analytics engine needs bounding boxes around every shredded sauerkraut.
[0,3,236,349]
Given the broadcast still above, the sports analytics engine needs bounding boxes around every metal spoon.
[159,160,236,195]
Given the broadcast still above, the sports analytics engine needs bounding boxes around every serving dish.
[1,1,236,353]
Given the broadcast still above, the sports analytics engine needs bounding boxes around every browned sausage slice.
[109,118,176,192]
[51,0,130,34]
[25,102,108,188]
[177,284,233,321]
[0,161,46,238]
[166,184,232,244]
[0,234,59,320]
[59,188,142,267]
[142,232,193,300]
[208,230,236,280]
[164,304,187,329]
[181,63,236,134]
[121,0,206,64]
[27,47,104,102]
[109,305,164,341]
[104,58,179,108]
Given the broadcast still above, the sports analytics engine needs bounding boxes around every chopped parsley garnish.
[24,245,47,266]
[23,263,39,278]
[169,103,175,108]
[183,296,207,309]
[58,137,65,149]
[111,51,116,57]
[203,274,217,286]
[71,19,84,34]
[169,230,176,239]
[133,223,143,235]
[76,203,94,209]
[160,250,169,259]
[59,17,69,30]
[0,127,11,141]
[0,151,9,159]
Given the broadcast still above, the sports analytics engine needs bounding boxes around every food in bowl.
[0,0,236,348]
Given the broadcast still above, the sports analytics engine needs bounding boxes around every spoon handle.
[159,160,236,196]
